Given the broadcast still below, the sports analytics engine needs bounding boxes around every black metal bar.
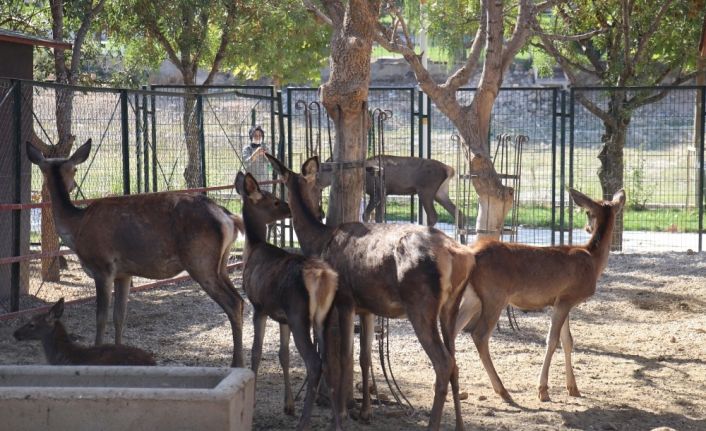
[10,80,22,312]
[551,88,558,246]
[196,94,207,188]
[142,88,149,193]
[568,88,575,245]
[410,88,415,223]
[426,93,432,160]
[699,86,705,252]
[134,93,142,193]
[275,89,285,248]
[150,93,157,192]
[418,90,424,224]
[559,90,566,245]
[120,90,131,195]
[286,88,294,247]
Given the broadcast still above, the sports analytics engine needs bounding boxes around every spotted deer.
[13,298,156,366]
[267,154,475,431]
[235,172,340,430]
[26,140,245,367]
[455,188,626,402]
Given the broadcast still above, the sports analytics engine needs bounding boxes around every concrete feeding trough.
[0,365,255,431]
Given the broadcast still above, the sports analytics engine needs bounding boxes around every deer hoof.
[538,386,550,402]
[498,389,514,404]
[567,386,581,397]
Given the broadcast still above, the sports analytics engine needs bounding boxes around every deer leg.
[420,190,439,226]
[250,309,266,394]
[279,323,295,416]
[435,182,462,228]
[113,276,131,345]
[94,274,113,346]
[289,316,322,431]
[471,300,513,403]
[538,301,572,402]
[363,194,378,222]
[560,315,581,397]
[358,313,375,423]
[440,303,465,431]
[406,305,454,431]
[333,304,355,422]
[454,286,482,339]
[190,271,244,367]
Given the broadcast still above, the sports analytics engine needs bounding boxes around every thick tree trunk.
[41,88,75,281]
[182,92,202,189]
[598,98,628,251]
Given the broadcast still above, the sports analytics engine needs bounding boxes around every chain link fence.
[0,79,704,315]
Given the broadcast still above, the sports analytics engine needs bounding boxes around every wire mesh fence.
[0,79,704,315]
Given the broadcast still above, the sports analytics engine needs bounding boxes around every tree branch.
[203,0,238,86]
[320,0,344,26]
[141,6,181,72]
[302,0,333,26]
[632,0,673,66]
[444,1,487,92]
[69,0,106,84]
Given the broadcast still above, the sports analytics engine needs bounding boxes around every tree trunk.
[598,95,628,251]
[182,90,202,189]
[40,88,75,281]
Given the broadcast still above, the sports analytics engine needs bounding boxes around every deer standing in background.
[26,140,245,367]
[235,172,340,431]
[455,189,626,403]
[318,155,464,228]
[267,155,475,431]
[13,298,156,366]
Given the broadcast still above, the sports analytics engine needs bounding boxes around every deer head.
[235,172,291,223]
[266,155,325,221]
[26,139,92,194]
[570,188,626,234]
[14,298,65,341]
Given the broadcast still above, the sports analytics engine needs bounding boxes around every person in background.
[242,125,271,192]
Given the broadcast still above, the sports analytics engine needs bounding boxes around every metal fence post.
[142,87,149,193]
[551,87,558,245]
[11,80,22,312]
[134,92,142,193]
[196,93,206,188]
[409,87,416,223]
[276,90,286,248]
[568,88,576,245]
[120,90,130,195]
[150,92,158,192]
[699,86,705,252]
[559,89,567,245]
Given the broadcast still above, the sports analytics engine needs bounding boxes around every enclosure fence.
[0,79,704,314]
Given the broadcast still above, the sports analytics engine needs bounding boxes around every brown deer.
[235,172,340,430]
[455,188,626,403]
[267,154,475,431]
[13,298,156,366]
[26,140,245,367]
[318,155,464,228]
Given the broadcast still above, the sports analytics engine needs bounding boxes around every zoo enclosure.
[0,79,704,314]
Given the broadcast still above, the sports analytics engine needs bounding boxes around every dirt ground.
[0,251,704,430]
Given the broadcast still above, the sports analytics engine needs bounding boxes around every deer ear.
[234,172,246,195]
[302,156,319,177]
[26,142,46,166]
[244,173,261,196]
[266,154,289,180]
[569,188,596,210]
[48,298,65,320]
[612,189,626,211]
[70,139,92,165]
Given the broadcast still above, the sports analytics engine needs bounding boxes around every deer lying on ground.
[455,188,626,403]
[267,154,475,431]
[26,140,245,367]
[13,298,156,366]
[235,172,340,430]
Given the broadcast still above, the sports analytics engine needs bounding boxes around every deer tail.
[302,260,338,334]
[230,214,245,240]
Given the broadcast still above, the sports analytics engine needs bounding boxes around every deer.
[235,171,340,430]
[454,188,626,403]
[13,298,156,366]
[318,155,464,229]
[26,139,245,367]
[266,154,476,431]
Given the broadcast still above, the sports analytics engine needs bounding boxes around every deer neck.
[241,205,267,251]
[288,178,334,256]
[586,208,615,275]
[42,322,75,365]
[46,167,84,249]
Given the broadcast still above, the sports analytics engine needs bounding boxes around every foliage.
[106,0,329,86]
